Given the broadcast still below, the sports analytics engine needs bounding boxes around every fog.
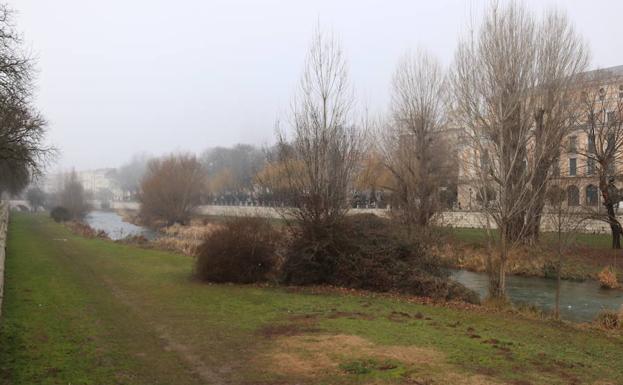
[15,0,623,171]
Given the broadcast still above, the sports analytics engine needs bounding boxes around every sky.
[14,0,623,172]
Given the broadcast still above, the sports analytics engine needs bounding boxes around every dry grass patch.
[261,333,501,385]
[153,222,224,256]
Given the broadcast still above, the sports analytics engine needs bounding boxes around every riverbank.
[439,227,623,282]
[1,213,622,385]
[112,208,623,281]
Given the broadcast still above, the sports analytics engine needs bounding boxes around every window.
[568,136,577,152]
[586,185,599,206]
[567,185,580,206]
[569,158,577,176]
[607,111,616,123]
[587,158,596,176]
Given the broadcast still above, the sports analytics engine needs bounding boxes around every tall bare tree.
[267,28,364,235]
[379,50,453,231]
[451,2,586,298]
[523,10,589,243]
[579,74,623,248]
[0,5,52,191]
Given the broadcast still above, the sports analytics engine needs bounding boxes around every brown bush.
[66,221,109,239]
[594,309,621,330]
[139,154,206,226]
[598,266,620,289]
[281,214,479,303]
[195,217,281,283]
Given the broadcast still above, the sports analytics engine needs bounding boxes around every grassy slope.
[450,227,613,249]
[0,213,621,385]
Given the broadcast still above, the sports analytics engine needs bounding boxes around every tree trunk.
[488,231,508,299]
[606,203,622,249]
[555,231,562,320]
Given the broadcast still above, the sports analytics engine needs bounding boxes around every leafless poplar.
[451,2,585,298]
[378,49,453,230]
[267,27,364,235]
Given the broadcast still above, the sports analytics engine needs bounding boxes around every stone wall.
[432,210,619,234]
[110,201,620,234]
[0,202,10,318]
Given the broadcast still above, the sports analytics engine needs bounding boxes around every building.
[42,168,124,201]
[456,65,623,211]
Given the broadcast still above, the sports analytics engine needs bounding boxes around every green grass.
[1,213,622,384]
[449,226,613,249]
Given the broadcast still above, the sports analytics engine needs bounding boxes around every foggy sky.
[15,0,623,172]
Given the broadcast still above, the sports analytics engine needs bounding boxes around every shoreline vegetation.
[111,208,622,284]
[1,212,622,385]
[72,210,623,319]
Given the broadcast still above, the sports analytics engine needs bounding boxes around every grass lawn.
[449,227,614,250]
[0,213,622,385]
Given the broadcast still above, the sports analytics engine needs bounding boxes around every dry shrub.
[139,154,206,225]
[162,222,221,240]
[195,217,281,283]
[282,214,479,303]
[117,234,149,245]
[50,206,71,223]
[66,221,109,239]
[598,266,620,289]
[152,236,203,256]
[153,222,223,256]
[594,309,621,330]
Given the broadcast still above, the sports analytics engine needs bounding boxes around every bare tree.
[452,2,549,298]
[266,27,364,235]
[0,5,52,191]
[139,154,207,226]
[201,144,265,195]
[60,170,89,220]
[523,10,589,243]
[542,180,588,319]
[378,50,453,230]
[579,74,623,248]
[26,186,45,211]
[113,154,151,200]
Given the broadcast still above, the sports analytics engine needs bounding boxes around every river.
[451,269,623,322]
[85,211,158,241]
[84,210,621,322]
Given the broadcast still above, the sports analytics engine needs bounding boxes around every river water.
[451,269,623,322]
[84,211,621,322]
[84,211,157,241]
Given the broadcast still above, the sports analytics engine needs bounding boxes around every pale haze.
[15,0,623,171]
